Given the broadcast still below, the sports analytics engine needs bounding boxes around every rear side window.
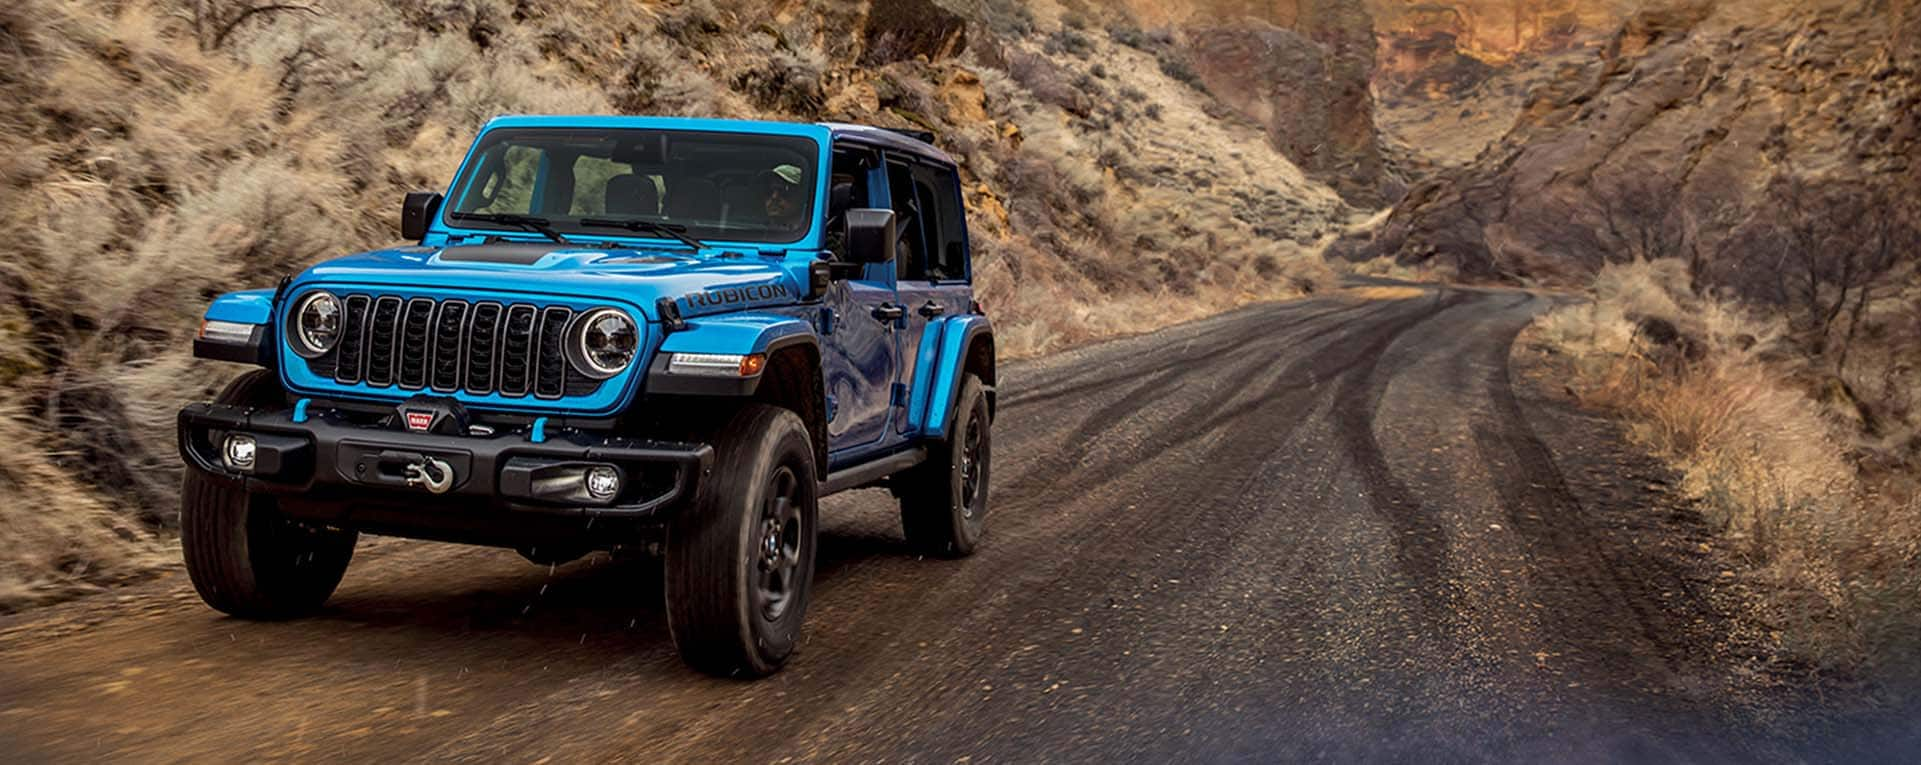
[888,159,968,282]
[916,164,968,281]
[887,160,929,281]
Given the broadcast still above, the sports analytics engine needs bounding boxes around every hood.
[293,241,810,320]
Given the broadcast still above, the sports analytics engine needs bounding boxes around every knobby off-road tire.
[181,370,358,619]
[898,374,991,558]
[666,404,820,678]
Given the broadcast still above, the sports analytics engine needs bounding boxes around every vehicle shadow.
[301,495,916,652]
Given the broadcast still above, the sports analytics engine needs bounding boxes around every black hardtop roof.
[821,123,956,167]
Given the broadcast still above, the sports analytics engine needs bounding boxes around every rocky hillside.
[1371,0,1636,93]
[0,0,1355,607]
[1080,0,1398,204]
[1369,0,1633,168]
[1351,0,1919,287]
[1349,0,1921,477]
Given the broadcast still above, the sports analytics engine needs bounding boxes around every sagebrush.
[1532,259,1921,688]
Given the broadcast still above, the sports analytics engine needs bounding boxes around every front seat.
[665,177,722,222]
[721,182,764,227]
[604,174,660,217]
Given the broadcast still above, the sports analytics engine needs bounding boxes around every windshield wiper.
[577,217,708,250]
[449,212,572,245]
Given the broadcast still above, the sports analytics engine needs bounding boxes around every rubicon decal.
[681,284,791,312]
[404,411,434,432]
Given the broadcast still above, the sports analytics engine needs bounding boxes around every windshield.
[443,128,820,246]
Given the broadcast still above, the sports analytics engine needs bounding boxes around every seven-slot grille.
[302,294,607,400]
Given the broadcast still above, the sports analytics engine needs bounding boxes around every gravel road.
[2,284,1897,763]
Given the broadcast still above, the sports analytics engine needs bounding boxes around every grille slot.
[302,294,613,402]
[397,298,434,389]
[429,300,468,392]
[464,302,503,395]
[320,295,368,381]
[364,296,403,386]
[535,307,573,399]
[498,305,538,397]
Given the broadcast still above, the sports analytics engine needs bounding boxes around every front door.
[822,146,899,460]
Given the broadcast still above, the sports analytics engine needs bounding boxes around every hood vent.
[435,242,564,265]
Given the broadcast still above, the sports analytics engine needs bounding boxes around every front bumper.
[177,402,712,518]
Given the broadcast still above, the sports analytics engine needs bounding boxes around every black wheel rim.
[754,465,804,622]
[959,409,983,515]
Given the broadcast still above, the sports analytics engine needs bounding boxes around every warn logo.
[404,411,435,432]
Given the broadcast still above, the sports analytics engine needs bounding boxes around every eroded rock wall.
[1094,0,1396,204]
[1349,0,1921,292]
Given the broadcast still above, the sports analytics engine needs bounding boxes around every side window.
[887,160,932,280]
[827,147,878,261]
[919,165,968,281]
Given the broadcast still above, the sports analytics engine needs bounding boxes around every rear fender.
[910,315,993,439]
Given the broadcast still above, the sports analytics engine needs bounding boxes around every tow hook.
[404,456,455,494]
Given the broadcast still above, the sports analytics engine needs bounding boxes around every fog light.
[583,466,621,500]
[223,434,257,471]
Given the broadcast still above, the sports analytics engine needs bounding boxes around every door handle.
[917,300,945,318]
[872,303,905,322]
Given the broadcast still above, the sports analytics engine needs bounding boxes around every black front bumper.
[178,402,713,519]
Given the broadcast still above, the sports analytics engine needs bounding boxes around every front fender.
[910,314,993,439]
[646,311,820,396]
[193,289,278,367]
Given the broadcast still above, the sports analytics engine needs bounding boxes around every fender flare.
[915,315,993,440]
[645,312,821,397]
[193,289,278,367]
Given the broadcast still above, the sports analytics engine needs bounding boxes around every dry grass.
[0,408,167,608]
[0,0,1356,608]
[1532,259,1921,687]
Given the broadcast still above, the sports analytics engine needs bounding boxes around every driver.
[762,164,807,232]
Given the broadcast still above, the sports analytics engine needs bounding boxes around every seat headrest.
[604,174,659,217]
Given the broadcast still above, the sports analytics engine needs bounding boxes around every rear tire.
[898,374,991,557]
[665,404,819,677]
[181,371,357,619]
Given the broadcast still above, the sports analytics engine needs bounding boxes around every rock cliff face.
[1350,0,1921,293]
[1368,1,1631,169]
[1185,1,1393,204]
[1370,0,1634,69]
[1097,0,1396,204]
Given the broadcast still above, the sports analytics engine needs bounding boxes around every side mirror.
[844,208,897,265]
[401,192,443,241]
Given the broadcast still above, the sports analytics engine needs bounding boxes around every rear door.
[886,157,973,436]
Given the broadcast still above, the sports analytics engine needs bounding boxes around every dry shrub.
[0,407,166,612]
[1536,258,1921,685]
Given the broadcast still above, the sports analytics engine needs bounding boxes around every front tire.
[665,404,819,677]
[898,374,991,557]
[181,371,357,619]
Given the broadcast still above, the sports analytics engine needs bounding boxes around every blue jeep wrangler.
[176,116,996,676]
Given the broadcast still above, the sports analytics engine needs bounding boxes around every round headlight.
[568,308,638,379]
[291,292,342,358]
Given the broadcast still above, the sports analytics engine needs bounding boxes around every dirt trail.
[0,285,1876,762]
